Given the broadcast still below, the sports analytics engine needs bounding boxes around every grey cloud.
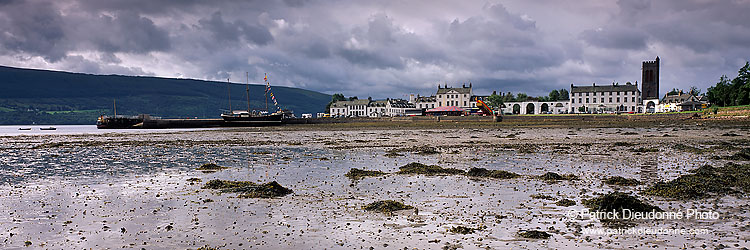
[580,26,648,50]
[0,0,747,100]
[77,11,171,53]
[198,12,273,46]
[0,0,67,61]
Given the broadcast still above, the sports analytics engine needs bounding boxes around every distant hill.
[0,66,331,125]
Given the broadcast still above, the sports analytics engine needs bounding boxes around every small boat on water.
[18,127,31,131]
[39,127,57,130]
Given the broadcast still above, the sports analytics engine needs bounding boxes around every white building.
[436,83,473,108]
[367,100,387,117]
[329,99,416,117]
[386,99,417,116]
[657,92,707,112]
[329,99,371,117]
[570,82,642,113]
[410,95,437,110]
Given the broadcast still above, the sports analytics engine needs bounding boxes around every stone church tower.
[641,57,659,100]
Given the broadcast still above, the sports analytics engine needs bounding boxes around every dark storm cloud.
[72,11,171,53]
[0,0,748,99]
[580,26,648,50]
[0,0,67,61]
[198,12,273,46]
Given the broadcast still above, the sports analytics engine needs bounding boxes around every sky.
[1,0,749,99]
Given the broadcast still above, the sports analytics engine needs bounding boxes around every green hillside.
[0,66,331,125]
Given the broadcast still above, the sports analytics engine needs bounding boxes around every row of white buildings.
[329,98,421,117]
[329,83,494,117]
[329,81,706,117]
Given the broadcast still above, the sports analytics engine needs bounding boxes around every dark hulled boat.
[220,72,283,125]
[220,111,283,123]
[97,115,144,129]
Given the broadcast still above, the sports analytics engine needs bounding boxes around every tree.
[325,93,347,111]
[667,88,679,95]
[689,86,701,96]
[558,89,570,100]
[487,94,504,108]
[516,93,528,102]
[502,92,516,103]
[707,61,750,107]
[348,96,359,101]
[733,62,750,105]
[548,89,560,101]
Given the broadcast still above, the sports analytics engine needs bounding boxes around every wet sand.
[1,119,749,249]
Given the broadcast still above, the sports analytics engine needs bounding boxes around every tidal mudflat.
[1,123,749,249]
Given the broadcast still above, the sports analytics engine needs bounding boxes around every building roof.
[415,96,436,102]
[662,92,702,104]
[388,99,415,108]
[436,86,471,94]
[571,83,639,93]
[369,100,388,107]
[330,99,371,108]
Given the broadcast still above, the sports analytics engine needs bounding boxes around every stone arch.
[526,103,535,114]
[512,104,521,114]
[541,103,549,113]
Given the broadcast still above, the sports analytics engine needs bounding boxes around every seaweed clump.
[203,180,255,189]
[518,230,551,239]
[449,226,477,234]
[643,163,750,199]
[196,163,229,171]
[345,168,387,180]
[363,200,414,214]
[604,176,642,186]
[466,167,520,179]
[583,192,662,227]
[555,199,576,207]
[202,180,292,198]
[396,162,464,176]
[538,172,578,181]
[725,148,750,161]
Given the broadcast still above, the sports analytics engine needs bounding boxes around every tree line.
[706,62,750,107]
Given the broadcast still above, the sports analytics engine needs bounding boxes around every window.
[579,98,582,103]
[593,98,596,103]
[593,92,596,96]
[631,106,635,111]
[609,91,612,95]
[586,98,589,103]
[632,91,636,95]
[586,93,589,96]
[601,98,604,103]
[617,91,620,95]
[616,97,620,102]
[609,97,612,102]
[632,97,635,102]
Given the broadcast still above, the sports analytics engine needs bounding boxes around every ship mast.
[246,72,251,112]
[264,73,268,112]
[113,99,117,117]
[227,78,232,113]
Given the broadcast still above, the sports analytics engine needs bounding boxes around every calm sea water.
[0,125,221,136]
